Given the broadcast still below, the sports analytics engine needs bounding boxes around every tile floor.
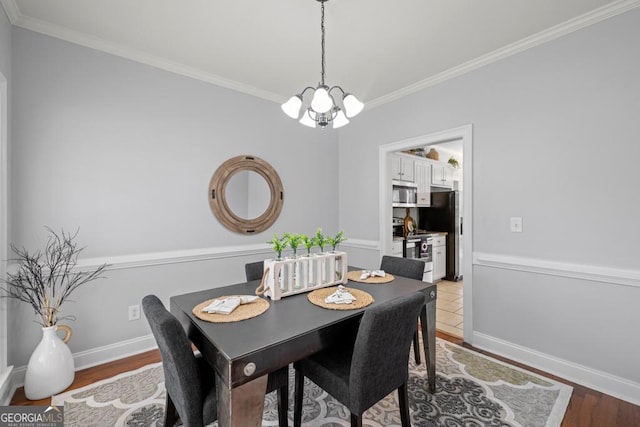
[435,280,463,338]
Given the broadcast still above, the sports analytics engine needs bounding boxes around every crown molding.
[2,0,639,108]
[366,0,640,109]
[0,0,285,104]
[0,0,19,24]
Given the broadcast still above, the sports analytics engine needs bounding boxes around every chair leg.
[398,382,411,427]
[413,330,421,365]
[294,369,304,427]
[277,383,288,427]
[350,413,363,427]
[164,394,177,427]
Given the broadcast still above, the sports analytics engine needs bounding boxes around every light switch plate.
[510,217,523,233]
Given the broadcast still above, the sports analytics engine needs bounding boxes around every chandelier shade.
[343,93,364,118]
[281,0,363,129]
[281,95,303,119]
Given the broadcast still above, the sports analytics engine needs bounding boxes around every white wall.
[8,27,340,369]
[338,8,640,403]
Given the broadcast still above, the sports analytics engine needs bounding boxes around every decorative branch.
[0,227,108,327]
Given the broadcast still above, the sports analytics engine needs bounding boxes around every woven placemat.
[307,287,374,310]
[347,270,395,284]
[192,296,269,323]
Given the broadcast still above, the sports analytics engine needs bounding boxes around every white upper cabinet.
[431,163,454,188]
[390,154,415,182]
[414,160,431,206]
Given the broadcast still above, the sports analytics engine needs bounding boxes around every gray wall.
[338,8,640,392]
[0,8,10,78]
[8,28,339,367]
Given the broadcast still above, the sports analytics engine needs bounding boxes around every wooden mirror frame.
[209,155,284,234]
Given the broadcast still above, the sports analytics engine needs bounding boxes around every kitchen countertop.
[394,231,448,240]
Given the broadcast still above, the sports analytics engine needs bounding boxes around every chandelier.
[281,0,364,129]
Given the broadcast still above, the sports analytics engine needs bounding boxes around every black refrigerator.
[418,191,461,281]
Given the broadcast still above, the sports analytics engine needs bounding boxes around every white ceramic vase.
[24,325,75,400]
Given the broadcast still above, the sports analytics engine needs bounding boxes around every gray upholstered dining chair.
[245,260,264,282]
[293,292,425,427]
[142,295,289,427]
[380,255,425,364]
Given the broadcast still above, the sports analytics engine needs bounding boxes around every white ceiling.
[2,0,637,108]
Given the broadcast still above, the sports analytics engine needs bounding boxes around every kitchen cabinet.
[391,154,415,182]
[414,160,431,206]
[431,163,454,188]
[432,235,446,281]
[391,239,403,257]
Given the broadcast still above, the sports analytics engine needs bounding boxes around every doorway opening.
[379,125,473,343]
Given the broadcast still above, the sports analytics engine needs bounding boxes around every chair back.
[245,261,264,282]
[380,255,424,280]
[349,292,424,414]
[142,295,206,426]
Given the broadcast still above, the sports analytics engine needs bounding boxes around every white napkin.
[324,285,357,304]
[359,270,386,280]
[201,295,259,315]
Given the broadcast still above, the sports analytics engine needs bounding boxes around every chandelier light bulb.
[332,110,350,129]
[281,95,303,119]
[311,87,333,113]
[343,94,364,118]
[299,110,317,128]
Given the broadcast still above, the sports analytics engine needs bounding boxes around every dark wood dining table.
[170,268,437,427]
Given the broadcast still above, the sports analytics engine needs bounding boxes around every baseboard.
[0,366,14,405]
[10,334,157,391]
[473,332,640,406]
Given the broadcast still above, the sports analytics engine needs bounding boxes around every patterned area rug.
[52,338,572,426]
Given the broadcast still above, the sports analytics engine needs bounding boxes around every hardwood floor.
[10,332,640,426]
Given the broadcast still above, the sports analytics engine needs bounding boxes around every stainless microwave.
[392,180,417,207]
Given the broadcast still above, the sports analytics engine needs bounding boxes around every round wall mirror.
[209,155,284,234]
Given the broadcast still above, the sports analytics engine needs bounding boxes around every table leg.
[420,300,437,393]
[216,373,268,427]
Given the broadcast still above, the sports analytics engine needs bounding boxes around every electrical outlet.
[128,304,141,321]
[510,217,523,233]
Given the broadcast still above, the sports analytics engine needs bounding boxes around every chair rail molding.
[340,238,379,251]
[71,243,274,272]
[473,252,640,288]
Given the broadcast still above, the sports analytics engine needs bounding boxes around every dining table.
[170,266,437,427]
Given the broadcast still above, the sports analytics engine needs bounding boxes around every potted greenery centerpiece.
[285,233,303,258]
[267,233,289,260]
[327,230,348,252]
[315,228,329,253]
[301,234,315,257]
[0,228,107,400]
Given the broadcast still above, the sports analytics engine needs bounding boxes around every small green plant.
[285,233,303,258]
[315,228,329,252]
[327,230,347,252]
[301,234,315,256]
[448,156,459,168]
[267,233,289,260]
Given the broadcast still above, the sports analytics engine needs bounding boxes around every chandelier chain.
[320,0,325,86]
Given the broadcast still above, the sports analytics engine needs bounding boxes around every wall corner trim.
[0,366,14,406]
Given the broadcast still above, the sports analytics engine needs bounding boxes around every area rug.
[52,338,572,426]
